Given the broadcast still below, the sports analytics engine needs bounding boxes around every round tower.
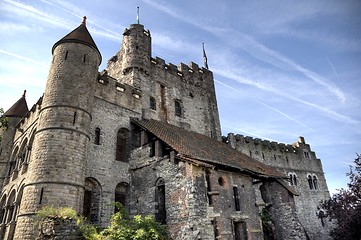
[14,17,101,239]
[107,24,151,87]
[120,24,151,72]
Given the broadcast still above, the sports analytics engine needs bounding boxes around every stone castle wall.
[225,133,331,239]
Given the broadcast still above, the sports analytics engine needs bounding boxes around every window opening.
[83,178,101,224]
[73,111,77,125]
[65,51,68,60]
[206,171,212,205]
[116,128,129,162]
[115,182,129,213]
[94,128,101,145]
[234,221,248,240]
[308,175,313,190]
[150,96,156,110]
[155,178,166,224]
[39,188,44,204]
[174,100,182,117]
[233,186,240,211]
[313,176,318,190]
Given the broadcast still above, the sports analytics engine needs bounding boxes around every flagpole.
[137,7,140,24]
[202,43,209,69]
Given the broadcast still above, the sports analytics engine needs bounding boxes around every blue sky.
[0,0,360,194]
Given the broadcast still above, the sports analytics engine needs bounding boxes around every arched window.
[150,97,156,110]
[8,147,19,176]
[0,195,6,224]
[6,190,16,223]
[174,100,182,117]
[94,127,101,145]
[116,128,129,162]
[313,176,318,190]
[115,182,129,212]
[27,129,36,163]
[83,178,101,224]
[308,175,313,190]
[18,138,28,167]
[155,178,166,224]
[289,173,298,186]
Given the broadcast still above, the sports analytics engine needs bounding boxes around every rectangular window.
[233,186,240,211]
[234,221,248,240]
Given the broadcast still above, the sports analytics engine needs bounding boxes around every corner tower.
[107,23,151,87]
[14,17,101,239]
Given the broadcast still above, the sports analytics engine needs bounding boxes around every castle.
[0,17,332,239]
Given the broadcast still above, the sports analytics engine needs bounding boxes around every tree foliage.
[319,154,361,240]
[0,107,9,141]
[37,203,170,240]
[99,202,170,240]
[0,108,9,130]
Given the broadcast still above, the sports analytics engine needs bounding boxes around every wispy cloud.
[0,49,48,67]
[3,0,121,42]
[215,79,312,130]
[3,0,72,29]
[144,0,351,122]
[0,21,36,33]
[39,0,122,39]
[214,67,359,125]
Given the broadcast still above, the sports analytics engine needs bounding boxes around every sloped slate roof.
[52,18,102,64]
[132,118,286,179]
[4,93,28,118]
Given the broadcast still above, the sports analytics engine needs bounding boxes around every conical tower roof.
[52,16,102,64]
[4,90,29,118]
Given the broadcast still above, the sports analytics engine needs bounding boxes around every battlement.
[15,96,43,134]
[95,70,142,111]
[150,56,209,75]
[224,133,317,158]
[149,56,213,92]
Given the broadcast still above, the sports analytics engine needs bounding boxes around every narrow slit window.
[65,51,68,60]
[73,111,77,125]
[155,178,166,224]
[83,54,87,63]
[39,188,44,204]
[94,128,101,145]
[233,186,240,211]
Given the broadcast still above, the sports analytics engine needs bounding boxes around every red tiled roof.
[132,118,286,179]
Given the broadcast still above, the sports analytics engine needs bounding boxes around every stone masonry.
[0,16,332,240]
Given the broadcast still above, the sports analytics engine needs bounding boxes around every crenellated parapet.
[149,56,214,92]
[95,70,142,112]
[224,133,319,165]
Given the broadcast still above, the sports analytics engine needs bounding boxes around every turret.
[107,24,151,87]
[14,17,101,239]
[0,91,28,187]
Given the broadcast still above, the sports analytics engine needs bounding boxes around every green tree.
[100,203,170,240]
[0,107,9,141]
[318,154,361,240]
[37,204,171,240]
